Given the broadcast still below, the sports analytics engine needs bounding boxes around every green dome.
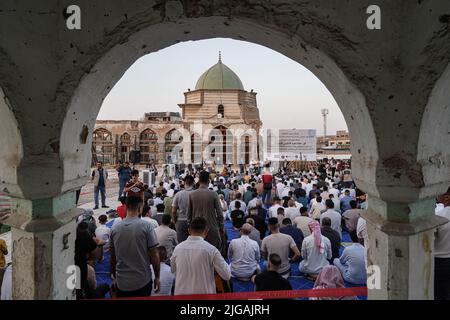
[195,56,244,90]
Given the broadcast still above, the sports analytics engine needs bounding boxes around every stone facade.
[93,59,263,166]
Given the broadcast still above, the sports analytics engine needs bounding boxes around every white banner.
[264,129,317,162]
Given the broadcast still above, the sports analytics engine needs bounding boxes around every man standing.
[172,175,195,243]
[229,193,247,213]
[171,217,231,295]
[243,186,253,205]
[285,199,300,222]
[187,171,224,252]
[261,165,273,205]
[92,161,109,210]
[110,187,161,298]
[230,201,246,230]
[435,192,450,300]
[123,169,144,198]
[239,159,245,174]
[310,196,326,221]
[268,197,282,218]
[340,189,354,213]
[116,161,132,200]
[154,214,178,262]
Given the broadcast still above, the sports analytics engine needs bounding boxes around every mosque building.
[93,54,263,166]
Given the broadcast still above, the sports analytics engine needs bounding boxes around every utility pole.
[321,108,329,138]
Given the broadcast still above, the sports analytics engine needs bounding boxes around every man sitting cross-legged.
[252,253,292,291]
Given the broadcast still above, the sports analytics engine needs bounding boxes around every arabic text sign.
[266,129,317,161]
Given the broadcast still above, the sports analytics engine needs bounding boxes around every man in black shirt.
[230,200,246,229]
[321,217,341,261]
[249,205,267,240]
[92,161,109,210]
[280,218,304,260]
[252,253,292,291]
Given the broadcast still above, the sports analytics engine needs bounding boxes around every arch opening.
[0,86,23,210]
[60,17,379,197]
[139,129,159,164]
[165,129,184,164]
[418,62,450,198]
[92,128,114,165]
[119,132,132,163]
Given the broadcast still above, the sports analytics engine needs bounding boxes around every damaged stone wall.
[1,0,450,300]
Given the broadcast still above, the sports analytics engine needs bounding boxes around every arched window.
[92,128,114,165]
[140,129,158,141]
[209,126,232,165]
[191,133,202,164]
[218,104,224,118]
[119,133,132,162]
[165,129,183,164]
[139,129,158,164]
[243,135,251,164]
[120,132,131,144]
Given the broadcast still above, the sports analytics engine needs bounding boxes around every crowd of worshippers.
[72,160,450,301]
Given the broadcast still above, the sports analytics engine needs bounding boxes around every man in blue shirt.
[333,231,367,285]
[222,184,231,203]
[116,161,132,200]
[280,218,304,260]
[340,189,354,213]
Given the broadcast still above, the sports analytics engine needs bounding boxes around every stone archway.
[164,129,183,164]
[0,86,23,197]
[119,132,132,162]
[139,128,159,164]
[3,2,450,300]
[208,125,232,166]
[54,17,380,301]
[190,133,202,165]
[418,63,450,199]
[60,18,379,197]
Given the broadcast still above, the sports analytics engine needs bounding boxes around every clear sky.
[97,38,347,135]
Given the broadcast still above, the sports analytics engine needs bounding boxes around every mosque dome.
[195,53,244,90]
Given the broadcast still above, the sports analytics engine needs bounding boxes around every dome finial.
[218,51,222,63]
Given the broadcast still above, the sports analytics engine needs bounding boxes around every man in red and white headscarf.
[299,220,332,277]
[310,265,357,300]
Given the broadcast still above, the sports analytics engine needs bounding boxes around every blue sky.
[98,38,347,135]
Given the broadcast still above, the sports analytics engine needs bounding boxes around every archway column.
[157,139,166,165]
[362,196,448,300]
[3,191,80,300]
